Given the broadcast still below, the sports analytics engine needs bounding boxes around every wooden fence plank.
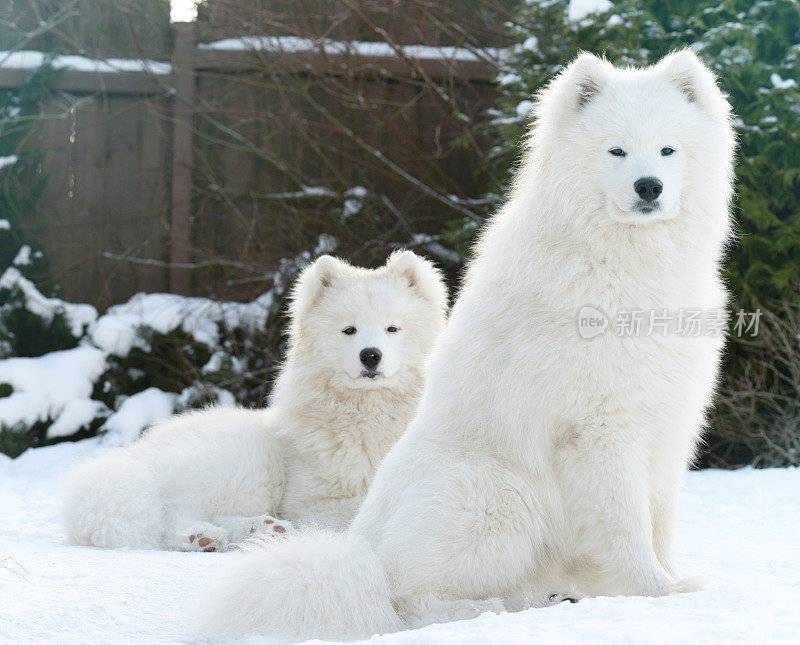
[168,22,196,295]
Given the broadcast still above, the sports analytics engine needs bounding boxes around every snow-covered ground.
[1,440,798,644]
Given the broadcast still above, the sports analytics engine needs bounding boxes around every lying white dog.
[202,50,736,640]
[61,250,447,551]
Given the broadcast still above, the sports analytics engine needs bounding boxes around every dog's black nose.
[634,176,663,202]
[360,347,382,370]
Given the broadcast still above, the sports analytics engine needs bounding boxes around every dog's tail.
[199,530,402,641]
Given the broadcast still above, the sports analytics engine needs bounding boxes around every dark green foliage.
[0,65,60,288]
[92,320,279,415]
[0,64,75,360]
[98,327,214,403]
[0,286,80,358]
[0,416,106,459]
[0,423,33,459]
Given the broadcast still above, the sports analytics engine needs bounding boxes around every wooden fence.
[0,23,498,308]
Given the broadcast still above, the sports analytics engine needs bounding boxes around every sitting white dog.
[201,50,736,640]
[61,250,447,551]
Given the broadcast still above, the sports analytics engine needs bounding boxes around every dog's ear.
[526,52,612,150]
[534,52,610,114]
[290,255,347,331]
[657,49,730,119]
[567,52,612,108]
[385,250,448,314]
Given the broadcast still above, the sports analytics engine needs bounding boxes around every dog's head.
[288,251,447,391]
[529,50,735,235]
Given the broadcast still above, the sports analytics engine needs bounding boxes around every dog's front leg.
[214,514,295,543]
[570,425,695,598]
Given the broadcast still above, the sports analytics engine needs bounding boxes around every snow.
[202,351,243,375]
[100,388,177,446]
[770,73,797,90]
[47,398,109,439]
[568,0,613,22]
[0,154,18,169]
[497,72,522,86]
[410,234,461,264]
[313,234,338,256]
[90,292,272,357]
[345,186,368,199]
[522,36,539,53]
[263,186,337,200]
[516,99,533,117]
[0,346,106,429]
[0,50,171,75]
[12,244,31,266]
[171,0,197,23]
[341,186,368,218]
[298,186,336,197]
[199,36,502,63]
[342,198,363,217]
[0,267,98,336]
[176,383,236,410]
[1,441,798,643]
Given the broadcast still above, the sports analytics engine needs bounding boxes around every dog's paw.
[547,592,581,605]
[480,598,507,615]
[670,575,708,594]
[181,525,228,552]
[244,514,294,539]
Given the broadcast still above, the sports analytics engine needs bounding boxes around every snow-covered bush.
[0,277,280,457]
[0,267,95,358]
[0,224,346,457]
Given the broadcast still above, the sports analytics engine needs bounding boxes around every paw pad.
[244,515,292,540]
[187,532,219,552]
[548,593,579,605]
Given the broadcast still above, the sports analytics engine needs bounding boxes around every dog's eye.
[609,147,626,157]
[661,147,675,156]
[387,325,399,333]
[342,326,357,335]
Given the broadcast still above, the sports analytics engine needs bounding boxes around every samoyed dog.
[201,50,735,640]
[61,251,447,551]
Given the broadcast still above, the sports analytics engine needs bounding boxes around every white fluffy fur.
[203,532,403,641]
[61,251,447,550]
[203,50,736,639]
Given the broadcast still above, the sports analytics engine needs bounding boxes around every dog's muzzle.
[634,200,661,214]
